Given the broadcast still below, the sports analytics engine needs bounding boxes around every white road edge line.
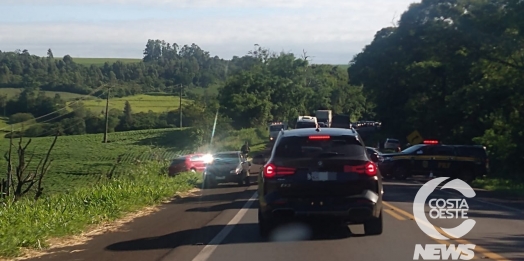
[412,180,523,213]
[191,191,258,261]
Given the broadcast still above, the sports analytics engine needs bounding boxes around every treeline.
[1,43,373,141]
[349,0,524,177]
[3,87,230,139]
[0,40,259,96]
[218,45,373,128]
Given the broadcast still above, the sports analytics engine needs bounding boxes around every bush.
[9,112,35,124]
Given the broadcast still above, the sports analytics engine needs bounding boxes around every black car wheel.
[244,171,251,186]
[395,166,408,180]
[459,169,474,184]
[203,176,216,189]
[363,211,383,236]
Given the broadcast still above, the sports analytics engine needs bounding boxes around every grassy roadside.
[0,160,200,258]
[472,178,524,199]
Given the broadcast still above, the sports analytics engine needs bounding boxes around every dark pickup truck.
[378,140,488,183]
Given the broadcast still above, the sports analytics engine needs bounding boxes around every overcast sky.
[1,0,417,64]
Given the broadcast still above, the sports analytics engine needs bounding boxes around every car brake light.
[264,163,296,178]
[423,140,439,144]
[344,162,377,176]
[309,135,330,140]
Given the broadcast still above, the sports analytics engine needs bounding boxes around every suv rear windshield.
[212,153,240,163]
[386,139,399,143]
[274,135,367,160]
[296,122,317,129]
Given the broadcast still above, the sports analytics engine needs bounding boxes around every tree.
[47,48,54,59]
[117,101,134,131]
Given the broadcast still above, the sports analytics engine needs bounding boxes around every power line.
[1,91,107,132]
[0,85,108,131]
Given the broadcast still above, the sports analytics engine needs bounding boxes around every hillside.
[76,93,191,113]
[0,128,196,194]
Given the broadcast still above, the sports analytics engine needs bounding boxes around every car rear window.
[274,135,367,159]
[387,139,399,143]
[171,157,186,165]
[212,153,239,163]
[296,122,317,129]
[190,155,203,161]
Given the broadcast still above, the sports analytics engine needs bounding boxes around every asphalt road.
[26,179,524,261]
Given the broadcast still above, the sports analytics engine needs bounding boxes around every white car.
[384,138,400,150]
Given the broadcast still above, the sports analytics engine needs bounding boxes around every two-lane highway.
[26,180,524,261]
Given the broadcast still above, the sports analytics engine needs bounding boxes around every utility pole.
[179,84,183,128]
[7,125,13,197]
[103,86,110,143]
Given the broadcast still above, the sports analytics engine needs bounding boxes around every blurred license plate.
[215,176,226,180]
[311,172,336,181]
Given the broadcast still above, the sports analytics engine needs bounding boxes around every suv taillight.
[344,162,377,176]
[264,163,296,178]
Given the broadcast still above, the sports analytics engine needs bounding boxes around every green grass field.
[0,92,191,132]
[67,57,142,66]
[76,93,190,113]
[0,128,198,194]
[0,88,87,100]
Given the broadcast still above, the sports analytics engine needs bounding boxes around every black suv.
[379,141,488,183]
[252,128,384,237]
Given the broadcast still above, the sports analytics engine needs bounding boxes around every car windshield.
[401,144,424,154]
[274,135,367,160]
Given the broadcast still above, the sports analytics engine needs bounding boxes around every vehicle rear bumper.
[260,190,382,224]
[204,172,243,183]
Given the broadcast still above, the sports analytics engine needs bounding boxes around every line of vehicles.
[168,112,489,239]
[267,110,379,144]
[168,151,264,188]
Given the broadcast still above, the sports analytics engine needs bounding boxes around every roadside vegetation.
[0,161,199,257]
[472,178,524,198]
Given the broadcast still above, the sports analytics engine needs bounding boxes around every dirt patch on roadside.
[3,188,201,261]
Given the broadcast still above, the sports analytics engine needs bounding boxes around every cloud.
[1,0,417,63]
[4,0,411,9]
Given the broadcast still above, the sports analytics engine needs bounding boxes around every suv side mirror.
[252,154,266,165]
[370,153,379,163]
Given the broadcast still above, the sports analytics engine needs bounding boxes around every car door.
[190,154,206,171]
[426,146,455,175]
[408,146,431,175]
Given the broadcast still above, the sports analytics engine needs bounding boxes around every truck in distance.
[268,122,287,142]
[315,110,332,127]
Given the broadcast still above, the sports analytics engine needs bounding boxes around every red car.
[168,154,207,176]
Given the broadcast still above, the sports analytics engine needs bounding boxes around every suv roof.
[280,127,358,137]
